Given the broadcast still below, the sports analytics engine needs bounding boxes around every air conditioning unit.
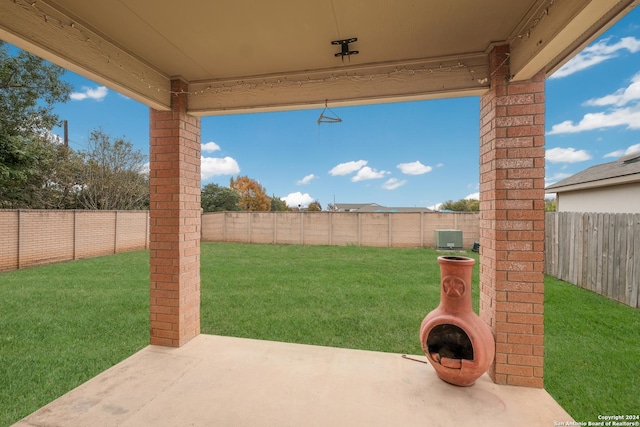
[434,229,463,250]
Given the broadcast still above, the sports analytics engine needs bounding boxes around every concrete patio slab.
[15,334,573,426]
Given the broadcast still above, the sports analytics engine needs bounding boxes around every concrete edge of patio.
[15,334,573,427]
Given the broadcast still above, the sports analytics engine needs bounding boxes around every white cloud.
[382,178,407,190]
[70,85,108,101]
[282,192,315,208]
[201,156,240,180]
[584,72,640,107]
[548,105,640,134]
[550,71,640,135]
[546,147,592,163]
[550,36,640,79]
[604,143,640,158]
[328,160,367,176]
[436,163,444,168]
[397,161,433,175]
[464,192,479,200]
[202,142,221,152]
[297,174,317,185]
[428,202,443,211]
[352,166,388,182]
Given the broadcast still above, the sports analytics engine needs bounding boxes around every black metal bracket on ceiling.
[332,38,359,62]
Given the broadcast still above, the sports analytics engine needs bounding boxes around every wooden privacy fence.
[0,210,149,272]
[545,212,640,308]
[202,211,480,249]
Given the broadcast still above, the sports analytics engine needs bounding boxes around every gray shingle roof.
[546,152,640,191]
[333,203,433,212]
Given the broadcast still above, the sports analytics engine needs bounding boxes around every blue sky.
[38,7,640,209]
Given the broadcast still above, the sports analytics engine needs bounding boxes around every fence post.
[420,212,424,247]
[73,210,77,260]
[17,209,22,269]
[247,212,251,244]
[114,211,119,254]
[329,212,333,246]
[301,211,304,245]
[145,211,150,249]
[275,212,279,244]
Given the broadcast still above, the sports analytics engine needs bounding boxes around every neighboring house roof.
[333,203,433,213]
[546,152,640,193]
[333,203,382,211]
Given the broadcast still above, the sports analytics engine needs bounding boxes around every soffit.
[0,0,637,114]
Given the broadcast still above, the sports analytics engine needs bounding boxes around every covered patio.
[13,335,572,426]
[1,0,637,424]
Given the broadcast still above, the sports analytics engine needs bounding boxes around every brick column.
[149,78,201,347]
[479,45,546,388]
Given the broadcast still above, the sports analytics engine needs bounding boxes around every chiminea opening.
[426,324,474,362]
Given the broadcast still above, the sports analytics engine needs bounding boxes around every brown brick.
[508,354,544,367]
[495,364,533,377]
[506,124,545,137]
[507,376,544,388]
[507,313,544,325]
[508,334,543,345]
[507,292,544,303]
[507,103,545,116]
[496,301,533,313]
[495,322,533,334]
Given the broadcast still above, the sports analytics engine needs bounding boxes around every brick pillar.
[149,78,201,347]
[479,45,546,388]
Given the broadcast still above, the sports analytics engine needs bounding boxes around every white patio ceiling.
[0,0,637,115]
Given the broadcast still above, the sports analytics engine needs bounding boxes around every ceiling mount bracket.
[332,38,359,62]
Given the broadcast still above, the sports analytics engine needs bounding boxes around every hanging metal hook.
[317,100,342,124]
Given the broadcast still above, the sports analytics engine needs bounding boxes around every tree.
[22,139,84,209]
[201,183,241,212]
[544,198,557,212]
[270,195,289,212]
[1,42,73,206]
[0,134,84,209]
[0,42,72,138]
[78,129,149,210]
[229,175,271,211]
[439,198,479,212]
[307,201,322,211]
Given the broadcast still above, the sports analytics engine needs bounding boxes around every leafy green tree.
[202,183,241,212]
[307,201,322,211]
[0,135,83,209]
[0,42,71,137]
[78,129,148,210]
[270,195,289,211]
[545,198,557,212]
[0,42,73,206]
[230,175,271,211]
[439,198,479,212]
[24,139,84,209]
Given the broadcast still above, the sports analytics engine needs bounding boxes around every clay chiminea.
[419,256,495,386]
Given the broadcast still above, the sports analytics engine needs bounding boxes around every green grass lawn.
[199,243,468,354]
[1,243,638,425]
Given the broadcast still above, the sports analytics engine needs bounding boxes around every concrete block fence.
[201,211,480,249]
[0,210,149,272]
[0,210,480,273]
